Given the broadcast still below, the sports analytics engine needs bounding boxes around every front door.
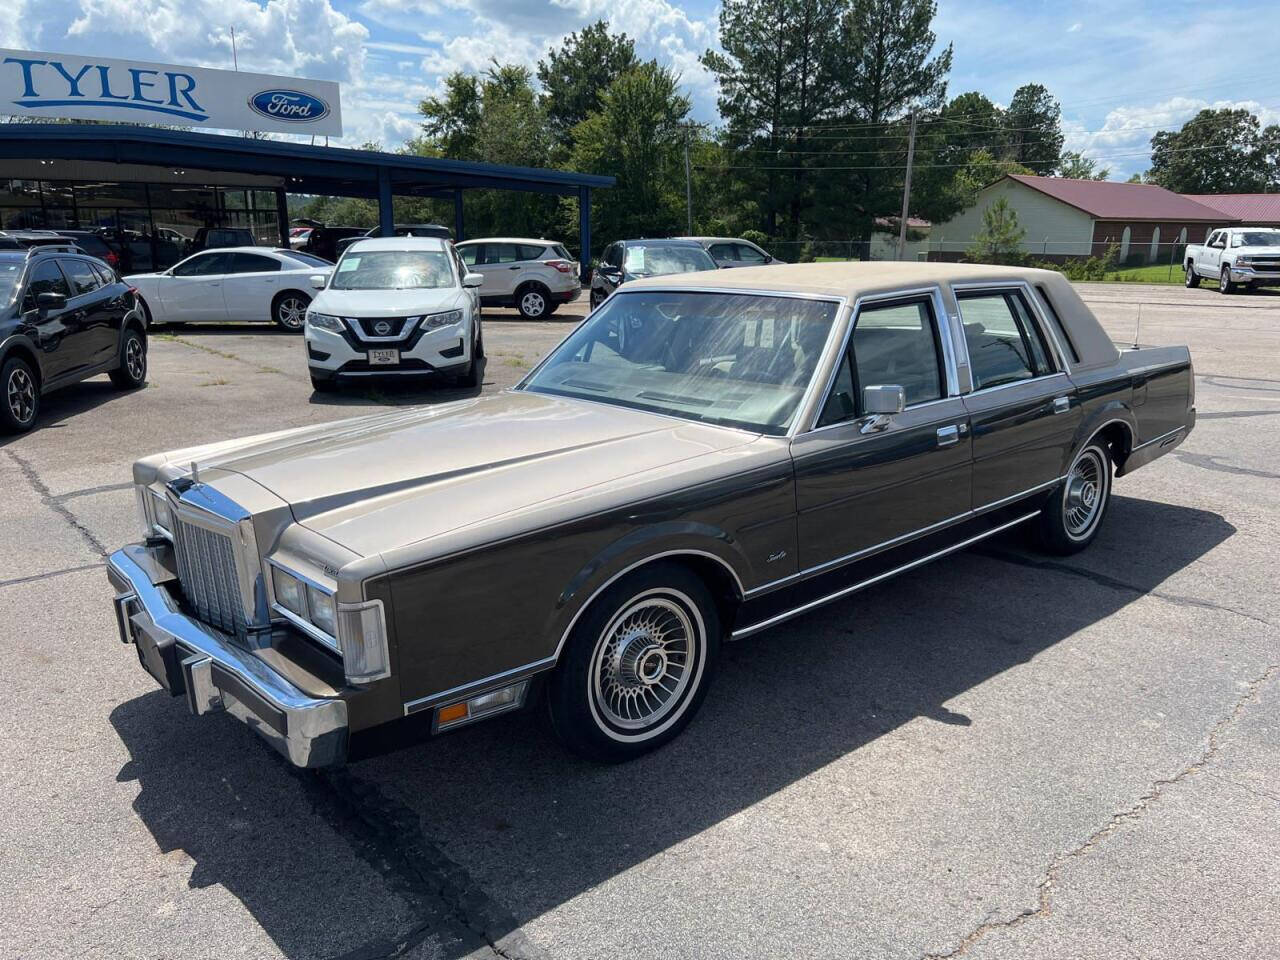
[21,259,81,381]
[954,286,1081,509]
[160,251,233,322]
[791,293,972,571]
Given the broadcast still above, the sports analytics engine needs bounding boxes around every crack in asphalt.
[6,449,109,557]
[295,768,548,960]
[919,663,1279,959]
[0,561,104,589]
[975,548,1273,628]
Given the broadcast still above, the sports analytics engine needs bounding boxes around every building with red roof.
[1181,194,1280,227]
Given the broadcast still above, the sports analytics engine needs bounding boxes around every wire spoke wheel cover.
[1063,447,1106,539]
[7,367,35,423]
[589,590,704,737]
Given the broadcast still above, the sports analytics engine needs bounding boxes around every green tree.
[418,73,482,159]
[950,149,1032,206]
[565,63,691,249]
[537,21,638,147]
[816,0,953,249]
[967,196,1026,264]
[1058,150,1110,181]
[1148,108,1278,193]
[702,0,844,240]
[1002,83,1063,173]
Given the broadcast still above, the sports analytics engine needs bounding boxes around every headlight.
[135,485,174,539]
[306,311,344,332]
[273,568,307,618]
[422,309,463,329]
[307,584,337,636]
[150,491,173,536]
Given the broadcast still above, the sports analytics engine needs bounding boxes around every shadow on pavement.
[109,495,1235,959]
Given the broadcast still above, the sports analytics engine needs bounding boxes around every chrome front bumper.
[107,544,348,768]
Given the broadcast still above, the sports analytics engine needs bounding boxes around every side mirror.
[598,265,622,281]
[462,272,484,288]
[863,384,906,415]
[309,274,327,290]
[36,291,67,314]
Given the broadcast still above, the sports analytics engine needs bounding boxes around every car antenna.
[1133,302,1142,349]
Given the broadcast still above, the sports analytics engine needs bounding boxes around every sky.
[1,0,1277,179]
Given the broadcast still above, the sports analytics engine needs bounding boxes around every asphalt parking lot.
[2,282,1277,960]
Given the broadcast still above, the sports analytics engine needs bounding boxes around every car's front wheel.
[1035,439,1112,555]
[1,356,40,433]
[1219,267,1237,295]
[1184,263,1199,288]
[548,562,719,762]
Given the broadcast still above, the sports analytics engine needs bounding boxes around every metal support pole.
[376,167,393,237]
[896,109,918,261]
[578,186,591,286]
[275,187,289,247]
[453,190,464,241]
[684,130,693,235]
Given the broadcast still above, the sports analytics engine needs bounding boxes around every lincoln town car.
[107,263,1196,766]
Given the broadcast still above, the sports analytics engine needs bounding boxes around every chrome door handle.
[1052,396,1071,415]
[937,424,960,446]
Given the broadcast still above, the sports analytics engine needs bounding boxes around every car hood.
[203,391,758,557]
[1238,246,1280,257]
[310,286,465,318]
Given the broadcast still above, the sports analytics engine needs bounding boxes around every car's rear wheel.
[516,284,551,320]
[1184,263,1199,288]
[548,562,719,762]
[1219,267,1237,295]
[273,291,310,331]
[1,356,39,433]
[109,328,147,389]
[1035,440,1112,555]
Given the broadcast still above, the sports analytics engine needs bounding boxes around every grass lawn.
[1092,263,1184,284]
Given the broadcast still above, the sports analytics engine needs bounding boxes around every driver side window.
[172,253,230,277]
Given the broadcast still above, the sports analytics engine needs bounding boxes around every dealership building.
[0,49,611,279]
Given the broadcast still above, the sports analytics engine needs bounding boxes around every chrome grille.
[172,516,245,635]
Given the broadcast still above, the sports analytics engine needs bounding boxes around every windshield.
[1234,231,1280,247]
[623,244,717,278]
[520,290,839,435]
[330,250,454,290]
[0,260,20,305]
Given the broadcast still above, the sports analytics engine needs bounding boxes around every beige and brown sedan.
[107,263,1195,767]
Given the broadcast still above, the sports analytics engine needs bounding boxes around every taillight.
[106,251,119,266]
[543,259,574,274]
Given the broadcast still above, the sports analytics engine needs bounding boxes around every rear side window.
[285,252,330,267]
[518,244,546,261]
[229,253,281,273]
[457,244,478,266]
[709,242,737,261]
[60,258,101,296]
[90,262,117,286]
[957,290,1054,390]
[23,259,71,310]
[552,244,573,260]
[735,243,769,263]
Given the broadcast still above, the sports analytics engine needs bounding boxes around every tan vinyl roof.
[625,260,1059,299]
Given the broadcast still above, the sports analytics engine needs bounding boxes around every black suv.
[590,239,718,309]
[0,246,147,433]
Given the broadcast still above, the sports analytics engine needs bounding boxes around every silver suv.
[455,237,580,319]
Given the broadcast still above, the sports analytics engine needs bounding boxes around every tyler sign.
[0,48,342,136]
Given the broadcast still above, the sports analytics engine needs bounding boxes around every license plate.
[368,349,400,366]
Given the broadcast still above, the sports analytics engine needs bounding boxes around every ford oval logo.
[373,320,392,336]
[248,89,330,123]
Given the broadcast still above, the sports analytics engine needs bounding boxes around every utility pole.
[683,125,694,235]
[230,26,239,70]
[897,109,918,261]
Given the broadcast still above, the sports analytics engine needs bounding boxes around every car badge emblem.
[374,320,392,336]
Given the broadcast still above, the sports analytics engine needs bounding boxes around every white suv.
[454,237,580,320]
[303,237,483,391]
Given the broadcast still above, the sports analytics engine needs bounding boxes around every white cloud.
[1066,22,1081,32]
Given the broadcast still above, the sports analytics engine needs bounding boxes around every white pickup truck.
[1184,227,1280,294]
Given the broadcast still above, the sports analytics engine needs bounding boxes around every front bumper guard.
[108,544,348,768]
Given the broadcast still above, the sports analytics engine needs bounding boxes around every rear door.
[791,291,972,568]
[160,252,233,322]
[953,284,1080,510]
[21,259,79,380]
[57,257,117,365]
[222,252,284,321]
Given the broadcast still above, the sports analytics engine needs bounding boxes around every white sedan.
[127,247,334,331]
